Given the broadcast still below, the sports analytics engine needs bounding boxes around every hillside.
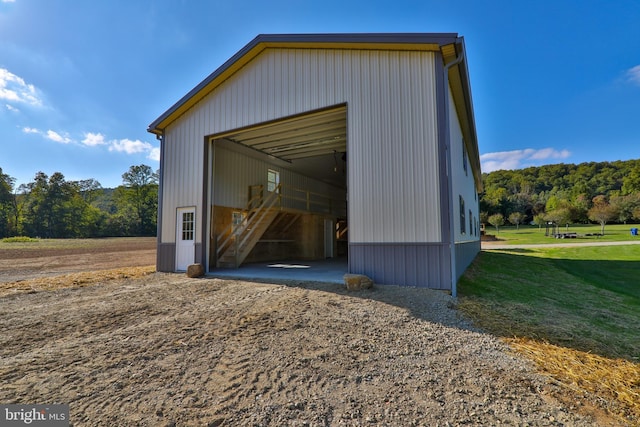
[480,159,640,225]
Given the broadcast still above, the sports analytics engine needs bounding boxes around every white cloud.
[109,138,153,154]
[5,103,19,112]
[480,148,571,173]
[528,147,571,160]
[22,126,159,161]
[82,132,106,146]
[148,147,161,161]
[108,138,159,162]
[626,65,640,86]
[1,0,16,3]
[0,68,43,107]
[46,130,72,144]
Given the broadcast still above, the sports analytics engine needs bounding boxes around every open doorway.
[208,105,348,271]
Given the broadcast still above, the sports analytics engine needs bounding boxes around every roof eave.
[443,37,483,191]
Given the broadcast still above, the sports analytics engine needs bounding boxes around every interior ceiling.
[216,106,347,187]
[218,106,346,160]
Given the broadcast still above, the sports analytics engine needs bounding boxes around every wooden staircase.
[216,184,284,268]
[216,182,344,268]
[216,209,280,268]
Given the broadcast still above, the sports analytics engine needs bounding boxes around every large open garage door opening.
[208,105,348,277]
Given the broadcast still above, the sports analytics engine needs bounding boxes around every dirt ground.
[0,237,157,283]
[0,239,620,426]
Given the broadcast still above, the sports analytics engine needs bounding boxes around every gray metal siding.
[455,240,480,280]
[160,122,205,242]
[157,243,175,272]
[449,85,480,243]
[349,243,451,289]
[195,242,204,267]
[160,48,441,246]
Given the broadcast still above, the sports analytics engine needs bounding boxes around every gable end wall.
[158,47,456,288]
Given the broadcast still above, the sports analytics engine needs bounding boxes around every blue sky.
[1,0,639,188]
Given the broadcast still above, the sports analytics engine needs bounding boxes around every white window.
[267,169,280,193]
[181,211,194,241]
[232,211,245,225]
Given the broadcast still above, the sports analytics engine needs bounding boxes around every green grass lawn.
[458,244,640,361]
[485,223,640,245]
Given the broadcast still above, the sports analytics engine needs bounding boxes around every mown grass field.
[485,223,640,244]
[459,244,640,423]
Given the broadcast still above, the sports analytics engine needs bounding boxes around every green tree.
[481,186,510,217]
[588,195,617,235]
[0,168,16,237]
[544,208,572,229]
[10,189,23,236]
[621,165,640,194]
[23,173,59,237]
[20,172,101,238]
[488,213,504,233]
[508,212,526,229]
[116,165,158,236]
[22,172,50,237]
[77,179,103,204]
[570,193,590,223]
[610,193,640,225]
[479,211,488,225]
[532,213,546,229]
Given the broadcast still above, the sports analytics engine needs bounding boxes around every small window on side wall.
[462,140,468,176]
[459,196,466,234]
[267,169,280,193]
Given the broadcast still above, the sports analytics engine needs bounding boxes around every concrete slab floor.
[208,257,348,284]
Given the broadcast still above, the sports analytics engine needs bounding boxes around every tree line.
[0,165,158,239]
[480,159,640,233]
[3,159,639,239]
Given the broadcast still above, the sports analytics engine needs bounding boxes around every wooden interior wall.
[211,205,332,266]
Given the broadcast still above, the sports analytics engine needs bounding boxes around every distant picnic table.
[553,232,578,239]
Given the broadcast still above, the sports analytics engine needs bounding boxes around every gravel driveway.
[0,273,605,426]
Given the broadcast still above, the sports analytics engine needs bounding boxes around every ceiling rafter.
[219,106,347,161]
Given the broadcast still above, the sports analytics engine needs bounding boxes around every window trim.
[459,195,466,235]
[267,168,280,193]
[462,139,468,176]
[181,211,194,241]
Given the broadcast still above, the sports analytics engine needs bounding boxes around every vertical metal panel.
[343,50,441,243]
[449,85,480,243]
[349,243,451,290]
[160,117,205,243]
[455,240,480,280]
[157,243,175,272]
